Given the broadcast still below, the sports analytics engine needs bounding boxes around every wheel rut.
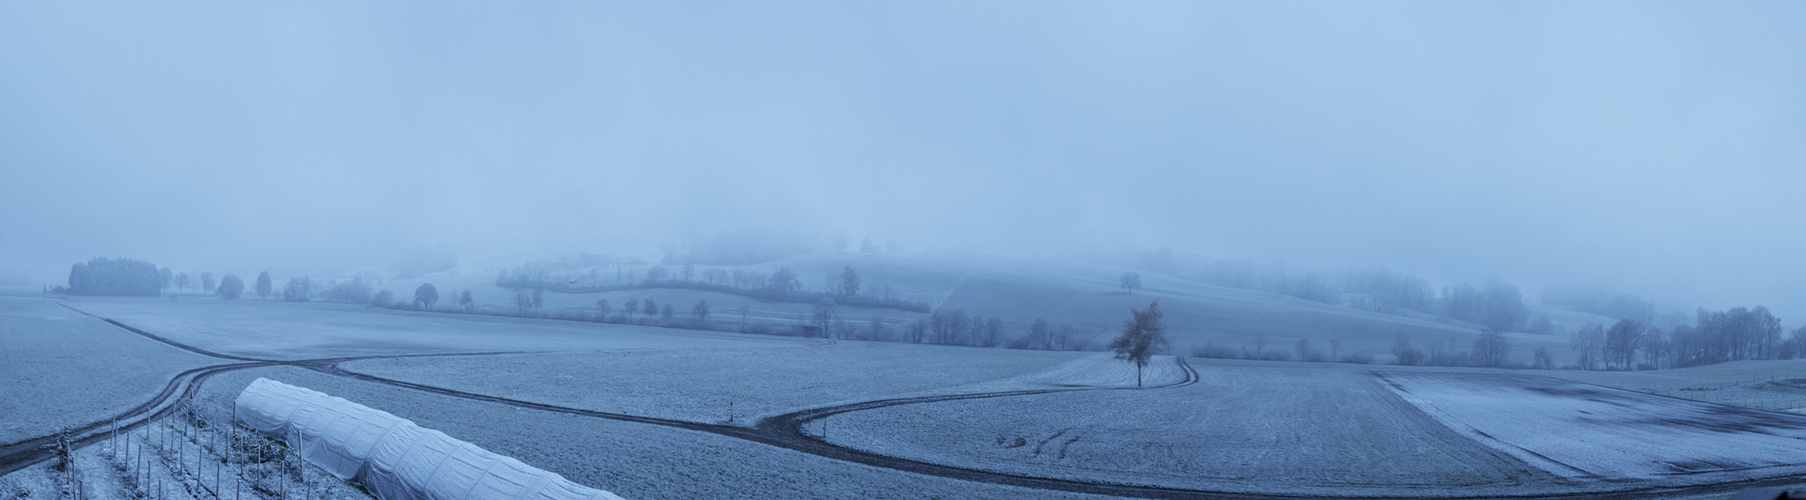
[6,304,1797,499]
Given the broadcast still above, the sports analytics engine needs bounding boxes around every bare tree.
[1056,323,1076,351]
[660,302,674,322]
[624,298,640,322]
[1641,330,1668,369]
[1119,272,1143,294]
[839,266,861,297]
[1570,323,1605,370]
[980,316,1004,347]
[515,288,534,315]
[255,271,272,300]
[907,318,929,343]
[1028,318,1052,350]
[282,276,310,302]
[596,299,612,321]
[693,300,710,322]
[200,272,216,295]
[813,298,838,336]
[768,267,801,295]
[1472,327,1510,367]
[868,316,891,342]
[459,290,475,312]
[930,309,968,345]
[1109,300,1169,386]
[1605,320,1644,370]
[1392,335,1423,365]
[414,283,440,309]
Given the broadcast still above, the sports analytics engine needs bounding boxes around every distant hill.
[370,250,1577,364]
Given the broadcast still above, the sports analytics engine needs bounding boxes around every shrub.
[218,274,245,300]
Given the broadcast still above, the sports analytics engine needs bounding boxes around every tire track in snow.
[13,308,1801,499]
[0,361,271,475]
[1,303,546,475]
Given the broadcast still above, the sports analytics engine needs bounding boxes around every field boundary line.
[22,310,1806,500]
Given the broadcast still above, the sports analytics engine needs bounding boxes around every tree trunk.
[1137,364,1143,387]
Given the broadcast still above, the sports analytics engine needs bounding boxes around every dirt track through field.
[8,302,1806,499]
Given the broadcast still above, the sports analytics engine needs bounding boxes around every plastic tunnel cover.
[234,378,625,500]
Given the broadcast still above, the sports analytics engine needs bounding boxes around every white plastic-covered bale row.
[235,378,625,500]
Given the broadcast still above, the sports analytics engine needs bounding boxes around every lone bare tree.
[414,283,439,309]
[1109,300,1169,386]
[1119,272,1142,294]
[693,300,710,322]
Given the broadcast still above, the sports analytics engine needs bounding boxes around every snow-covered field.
[22,286,1806,499]
[340,347,1170,425]
[1541,359,1806,413]
[816,361,1562,497]
[62,297,805,360]
[185,365,1111,500]
[1379,371,1806,482]
[0,297,218,445]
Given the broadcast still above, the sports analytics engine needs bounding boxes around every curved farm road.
[6,304,1804,499]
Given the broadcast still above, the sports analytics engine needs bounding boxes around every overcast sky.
[2,1,1803,317]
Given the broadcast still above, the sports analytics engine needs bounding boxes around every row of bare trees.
[1570,306,1798,370]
